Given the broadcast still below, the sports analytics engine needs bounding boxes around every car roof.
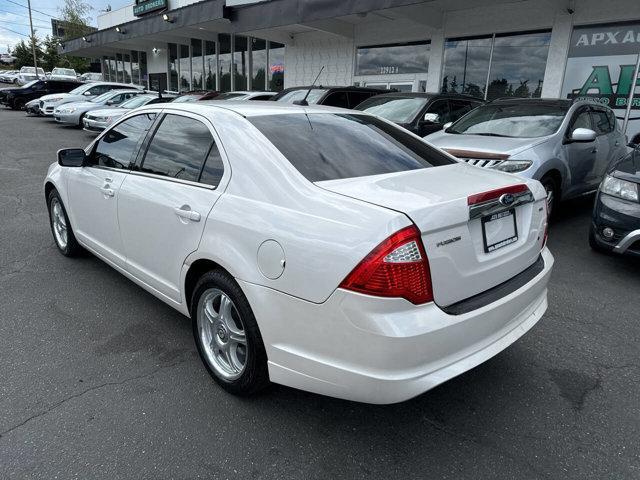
[364,92,484,101]
[279,85,390,93]
[136,101,356,117]
[489,97,573,108]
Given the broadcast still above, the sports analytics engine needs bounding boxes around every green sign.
[133,0,167,16]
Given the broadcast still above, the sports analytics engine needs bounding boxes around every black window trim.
[590,106,614,136]
[129,109,228,190]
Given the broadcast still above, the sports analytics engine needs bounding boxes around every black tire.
[191,270,270,396]
[78,112,86,127]
[47,189,82,257]
[540,174,560,218]
[11,98,25,110]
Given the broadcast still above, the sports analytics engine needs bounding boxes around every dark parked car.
[0,79,80,110]
[590,148,640,257]
[354,92,484,137]
[272,86,390,109]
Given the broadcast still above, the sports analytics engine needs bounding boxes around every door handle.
[100,187,115,197]
[615,141,620,147]
[174,207,201,222]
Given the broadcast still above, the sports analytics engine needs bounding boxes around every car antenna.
[294,66,324,106]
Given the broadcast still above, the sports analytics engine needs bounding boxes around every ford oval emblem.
[499,193,515,206]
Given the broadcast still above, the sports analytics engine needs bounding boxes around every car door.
[65,112,157,267]
[562,106,598,198]
[117,111,226,302]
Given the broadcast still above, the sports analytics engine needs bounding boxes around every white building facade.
[62,0,640,135]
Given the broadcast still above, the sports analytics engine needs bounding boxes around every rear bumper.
[240,247,553,404]
[54,112,80,125]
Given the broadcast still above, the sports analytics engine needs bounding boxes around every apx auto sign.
[133,0,167,17]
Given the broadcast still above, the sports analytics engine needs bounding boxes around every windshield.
[52,68,75,76]
[275,88,328,104]
[447,103,568,138]
[248,113,455,182]
[20,67,44,74]
[20,80,40,89]
[119,95,152,109]
[91,91,118,104]
[355,97,428,123]
[172,95,199,103]
[215,92,246,100]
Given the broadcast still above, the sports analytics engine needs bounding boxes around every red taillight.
[339,225,433,305]
[467,184,529,206]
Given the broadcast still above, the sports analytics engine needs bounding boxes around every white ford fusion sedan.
[44,102,553,404]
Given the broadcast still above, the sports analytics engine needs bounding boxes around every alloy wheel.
[50,198,68,249]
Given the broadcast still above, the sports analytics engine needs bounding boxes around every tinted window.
[425,100,450,123]
[607,110,618,132]
[322,91,349,107]
[88,85,109,96]
[141,114,213,182]
[248,113,455,182]
[348,91,378,108]
[449,100,475,121]
[199,144,224,187]
[570,109,592,131]
[591,109,613,135]
[449,103,568,138]
[91,113,156,169]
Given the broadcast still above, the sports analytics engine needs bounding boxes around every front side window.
[425,100,450,123]
[90,113,156,169]
[570,109,592,132]
[448,103,568,138]
[140,114,213,182]
[248,113,455,182]
[88,85,109,96]
[449,100,476,121]
[356,96,428,123]
[591,109,613,135]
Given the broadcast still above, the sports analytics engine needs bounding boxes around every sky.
[0,0,131,53]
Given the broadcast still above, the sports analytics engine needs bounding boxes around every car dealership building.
[62,0,640,135]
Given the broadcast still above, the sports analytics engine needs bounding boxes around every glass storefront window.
[219,34,232,92]
[234,35,248,90]
[191,39,204,90]
[442,36,492,98]
[116,53,123,83]
[123,54,132,84]
[269,41,284,92]
[251,38,266,91]
[180,44,190,91]
[108,57,116,82]
[140,51,148,88]
[488,31,551,100]
[442,31,551,100]
[169,43,178,92]
[204,40,216,90]
[355,41,430,76]
[131,51,140,85]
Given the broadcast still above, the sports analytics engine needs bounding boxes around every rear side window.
[199,144,225,187]
[90,113,156,169]
[140,114,213,182]
[322,91,349,108]
[248,113,455,182]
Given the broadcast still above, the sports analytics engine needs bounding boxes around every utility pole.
[26,0,39,78]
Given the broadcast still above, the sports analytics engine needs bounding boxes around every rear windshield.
[274,89,328,104]
[248,113,455,182]
[355,96,429,123]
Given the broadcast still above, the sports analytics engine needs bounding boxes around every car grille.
[39,101,43,108]
[460,158,504,168]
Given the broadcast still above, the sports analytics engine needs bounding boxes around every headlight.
[600,174,639,202]
[490,160,533,173]
[61,107,76,113]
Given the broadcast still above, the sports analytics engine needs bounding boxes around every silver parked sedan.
[54,89,143,127]
[83,93,174,132]
[425,98,628,215]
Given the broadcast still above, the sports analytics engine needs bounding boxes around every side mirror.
[83,91,92,96]
[421,112,441,124]
[443,122,453,130]
[568,128,596,143]
[57,148,86,167]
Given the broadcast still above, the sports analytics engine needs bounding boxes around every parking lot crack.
[0,359,188,439]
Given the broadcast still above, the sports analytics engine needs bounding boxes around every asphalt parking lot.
[0,108,639,480]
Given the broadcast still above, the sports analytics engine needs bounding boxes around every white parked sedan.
[44,103,553,404]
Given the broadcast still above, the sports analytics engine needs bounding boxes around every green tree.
[58,0,93,73]
[12,36,43,70]
[42,35,61,72]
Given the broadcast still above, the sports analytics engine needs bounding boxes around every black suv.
[272,86,391,109]
[354,92,484,137]
[0,79,81,110]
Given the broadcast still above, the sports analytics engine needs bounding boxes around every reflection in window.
[191,39,204,90]
[116,53,123,83]
[219,34,232,92]
[140,51,148,88]
[204,40,216,90]
[356,42,430,76]
[441,36,492,98]
[180,44,190,91]
[234,35,248,90]
[251,38,266,91]
[442,31,551,100]
[92,114,156,169]
[269,42,284,91]
[141,114,213,182]
[200,144,224,187]
[123,54,132,83]
[169,43,178,92]
[131,51,140,85]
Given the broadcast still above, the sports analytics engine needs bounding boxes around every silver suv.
[425,98,627,215]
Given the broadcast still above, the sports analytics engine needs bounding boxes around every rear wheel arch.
[539,169,563,197]
[185,258,237,316]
